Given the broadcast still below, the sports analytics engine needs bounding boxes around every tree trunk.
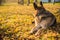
[48,0,51,2]
[0,0,3,5]
[27,0,30,6]
[0,0,5,5]
[34,0,37,3]
[53,0,55,4]
[18,0,20,4]
[21,0,24,5]
[18,0,24,5]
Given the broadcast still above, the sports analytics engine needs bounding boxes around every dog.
[30,1,56,36]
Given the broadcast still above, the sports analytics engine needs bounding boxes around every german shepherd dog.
[30,1,56,36]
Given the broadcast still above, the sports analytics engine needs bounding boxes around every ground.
[0,3,60,40]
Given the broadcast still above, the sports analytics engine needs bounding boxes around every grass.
[0,3,60,40]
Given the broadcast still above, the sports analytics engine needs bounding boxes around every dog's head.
[33,1,45,16]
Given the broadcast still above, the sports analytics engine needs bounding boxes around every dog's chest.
[34,15,52,27]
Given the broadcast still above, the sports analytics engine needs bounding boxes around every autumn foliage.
[0,3,60,40]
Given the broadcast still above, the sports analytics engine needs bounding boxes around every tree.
[34,0,37,3]
[0,0,3,5]
[53,0,55,4]
[0,0,5,5]
[27,0,30,6]
[18,0,20,4]
[48,0,51,2]
[18,0,24,5]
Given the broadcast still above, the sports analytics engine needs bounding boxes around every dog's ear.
[40,1,43,7]
[33,2,38,10]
